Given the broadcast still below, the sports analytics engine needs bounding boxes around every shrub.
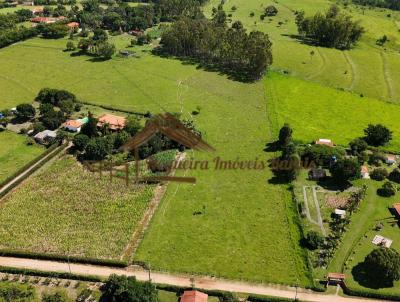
[65,41,75,51]
[364,124,392,146]
[264,5,278,16]
[370,168,388,181]
[305,231,324,250]
[42,290,71,302]
[377,181,397,197]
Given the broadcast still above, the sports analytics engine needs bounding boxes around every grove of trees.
[160,5,273,81]
[295,5,364,49]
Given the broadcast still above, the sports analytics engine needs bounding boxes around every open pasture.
[265,72,400,151]
[205,0,400,102]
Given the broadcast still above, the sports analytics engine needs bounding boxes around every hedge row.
[0,249,128,268]
[247,294,300,302]
[79,101,151,117]
[0,266,103,283]
[343,286,400,301]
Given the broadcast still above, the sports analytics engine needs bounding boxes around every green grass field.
[205,0,400,102]
[265,72,400,151]
[0,155,154,259]
[0,36,311,285]
[0,130,43,184]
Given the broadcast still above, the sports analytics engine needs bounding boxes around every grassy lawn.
[205,0,400,102]
[0,155,154,259]
[0,130,43,184]
[265,72,400,151]
[328,179,400,296]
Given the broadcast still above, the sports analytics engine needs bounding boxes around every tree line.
[295,5,364,49]
[159,5,273,81]
[353,0,400,10]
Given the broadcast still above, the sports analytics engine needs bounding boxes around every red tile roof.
[67,22,79,28]
[97,114,126,130]
[328,273,345,280]
[180,291,208,302]
[361,166,369,173]
[393,203,400,216]
[64,120,83,128]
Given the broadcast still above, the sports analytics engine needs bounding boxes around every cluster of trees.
[33,88,80,130]
[353,0,400,10]
[0,27,38,49]
[77,29,116,59]
[101,274,158,302]
[295,5,364,49]
[37,23,70,39]
[34,0,77,5]
[160,5,273,81]
[76,0,159,32]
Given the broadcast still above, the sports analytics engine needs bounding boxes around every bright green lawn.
[205,0,400,102]
[0,130,43,184]
[0,156,155,259]
[265,72,400,151]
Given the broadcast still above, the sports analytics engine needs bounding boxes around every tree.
[389,169,400,183]
[84,137,112,160]
[278,123,292,147]
[370,168,389,181]
[73,134,90,151]
[58,99,75,115]
[364,248,400,283]
[93,28,108,43]
[80,113,98,138]
[377,181,397,197]
[349,138,368,155]
[41,109,66,130]
[97,42,116,59]
[264,5,278,16]
[330,158,361,182]
[16,103,35,120]
[124,115,142,136]
[114,131,130,149]
[33,121,46,134]
[101,274,158,302]
[364,124,392,146]
[39,103,54,116]
[305,231,324,250]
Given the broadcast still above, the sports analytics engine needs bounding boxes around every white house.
[64,119,83,133]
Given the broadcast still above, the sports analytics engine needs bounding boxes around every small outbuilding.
[67,22,80,28]
[180,291,208,302]
[308,168,326,180]
[361,165,370,179]
[392,203,400,218]
[386,154,397,165]
[315,138,334,147]
[327,273,345,285]
[334,209,346,219]
[34,130,57,144]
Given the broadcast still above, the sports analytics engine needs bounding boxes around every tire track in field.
[306,48,327,80]
[343,51,356,91]
[380,51,395,101]
[0,74,35,95]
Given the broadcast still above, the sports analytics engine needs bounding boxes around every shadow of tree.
[352,261,394,289]
[152,47,259,83]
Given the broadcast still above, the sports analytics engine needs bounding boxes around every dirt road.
[0,257,388,302]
